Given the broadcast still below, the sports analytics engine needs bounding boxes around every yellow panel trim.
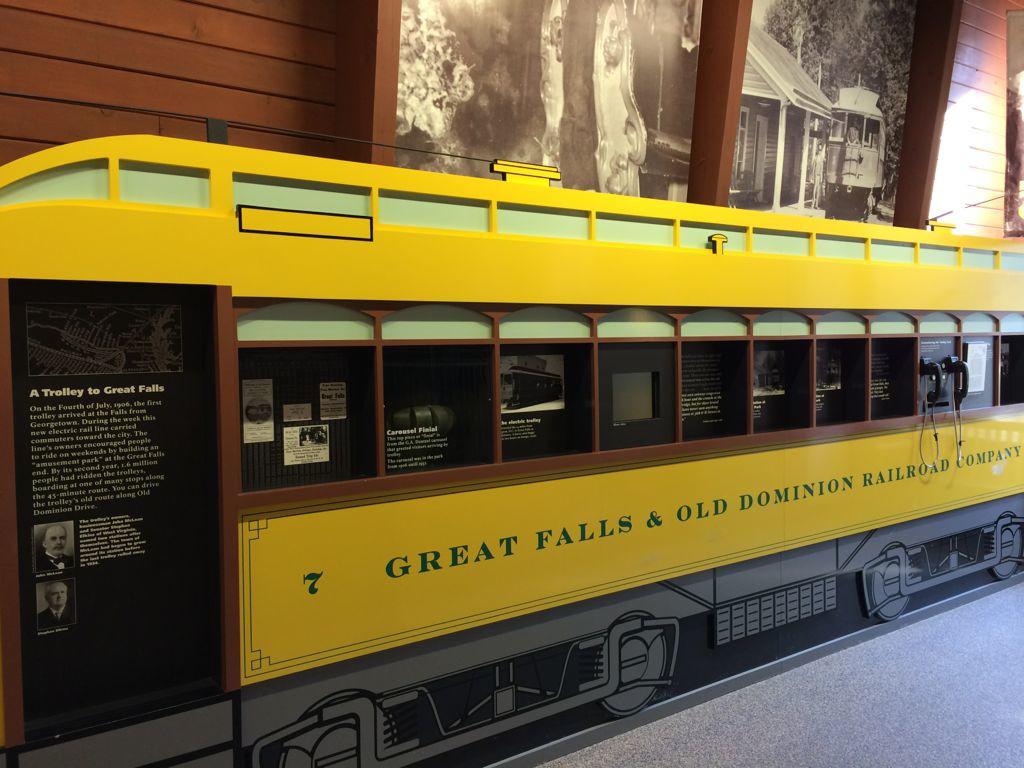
[240,415,1024,682]
[238,206,372,241]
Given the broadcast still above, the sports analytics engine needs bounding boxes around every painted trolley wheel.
[600,616,671,717]
[989,520,1023,580]
[863,549,911,622]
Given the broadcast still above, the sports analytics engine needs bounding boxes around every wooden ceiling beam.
[335,0,401,166]
[687,0,754,207]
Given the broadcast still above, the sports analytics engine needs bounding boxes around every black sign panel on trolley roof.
[9,279,221,736]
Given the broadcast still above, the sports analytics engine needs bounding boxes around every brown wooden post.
[892,0,964,228]
[213,286,242,692]
[687,0,754,206]
[0,279,26,746]
[336,0,402,165]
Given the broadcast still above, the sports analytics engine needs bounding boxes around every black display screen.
[598,343,676,450]
[682,341,747,439]
[1003,336,1024,405]
[870,337,916,419]
[752,340,810,432]
[10,279,220,736]
[815,339,866,426]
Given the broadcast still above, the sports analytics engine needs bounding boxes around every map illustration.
[26,303,183,376]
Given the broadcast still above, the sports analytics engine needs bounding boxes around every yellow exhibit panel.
[242,416,1024,682]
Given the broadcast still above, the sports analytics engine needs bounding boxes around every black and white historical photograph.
[396,0,703,200]
[731,0,916,222]
[500,354,565,412]
[242,377,274,444]
[1006,11,1024,236]
[816,346,843,392]
[754,349,786,397]
[33,520,76,573]
[283,424,330,467]
[36,578,77,632]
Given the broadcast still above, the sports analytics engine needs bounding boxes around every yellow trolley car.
[1,135,1023,767]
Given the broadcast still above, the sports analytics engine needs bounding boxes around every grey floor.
[539,581,1024,768]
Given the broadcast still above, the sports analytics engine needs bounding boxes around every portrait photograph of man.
[36,579,76,632]
[33,521,75,573]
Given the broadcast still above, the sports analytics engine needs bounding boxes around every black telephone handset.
[942,355,969,407]
[919,358,945,406]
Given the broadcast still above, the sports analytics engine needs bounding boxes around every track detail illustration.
[861,512,1023,620]
[253,614,677,767]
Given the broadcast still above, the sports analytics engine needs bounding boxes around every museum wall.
[0,0,1022,237]
[931,0,1024,237]
[0,0,340,165]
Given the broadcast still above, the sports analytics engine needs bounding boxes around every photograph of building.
[731,0,917,223]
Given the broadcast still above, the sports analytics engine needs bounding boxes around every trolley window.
[863,119,881,150]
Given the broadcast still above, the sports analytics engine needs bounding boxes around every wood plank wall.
[0,0,339,166]
[0,1,1018,240]
[931,0,1022,236]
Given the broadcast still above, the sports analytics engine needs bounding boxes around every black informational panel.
[919,336,956,414]
[239,347,375,490]
[870,337,916,419]
[384,345,492,473]
[599,343,675,450]
[1003,336,1024,405]
[961,337,995,410]
[681,341,747,439]
[815,339,865,426]
[752,340,810,432]
[9,279,220,736]
[500,344,591,461]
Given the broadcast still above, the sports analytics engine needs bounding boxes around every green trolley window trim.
[962,313,997,334]
[237,302,375,341]
[499,307,591,339]
[920,312,958,334]
[681,309,747,337]
[816,235,866,261]
[233,173,371,217]
[871,240,916,264]
[598,308,675,338]
[817,311,867,335]
[1002,313,1024,333]
[0,159,109,206]
[595,213,674,247]
[233,296,1024,499]
[752,229,811,258]
[382,304,492,340]
[119,161,210,208]
[497,204,590,240]
[963,249,996,270]
[378,191,490,232]
[753,310,811,337]
[871,312,915,335]
[919,245,958,267]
